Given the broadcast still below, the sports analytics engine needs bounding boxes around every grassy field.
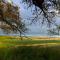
[0,36,60,47]
[0,36,60,60]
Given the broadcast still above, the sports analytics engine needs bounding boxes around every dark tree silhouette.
[32,0,44,7]
[22,0,60,26]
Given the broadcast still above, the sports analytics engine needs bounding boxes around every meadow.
[0,36,60,60]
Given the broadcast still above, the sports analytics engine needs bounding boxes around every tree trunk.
[20,32,23,40]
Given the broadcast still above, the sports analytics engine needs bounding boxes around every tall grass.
[0,36,60,60]
[0,46,60,60]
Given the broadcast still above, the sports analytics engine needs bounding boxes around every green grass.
[0,46,60,60]
[0,36,60,60]
[0,37,60,47]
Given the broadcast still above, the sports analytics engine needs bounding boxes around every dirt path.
[14,43,60,47]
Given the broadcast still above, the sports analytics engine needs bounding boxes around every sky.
[13,0,60,36]
[12,0,49,36]
[0,0,60,36]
